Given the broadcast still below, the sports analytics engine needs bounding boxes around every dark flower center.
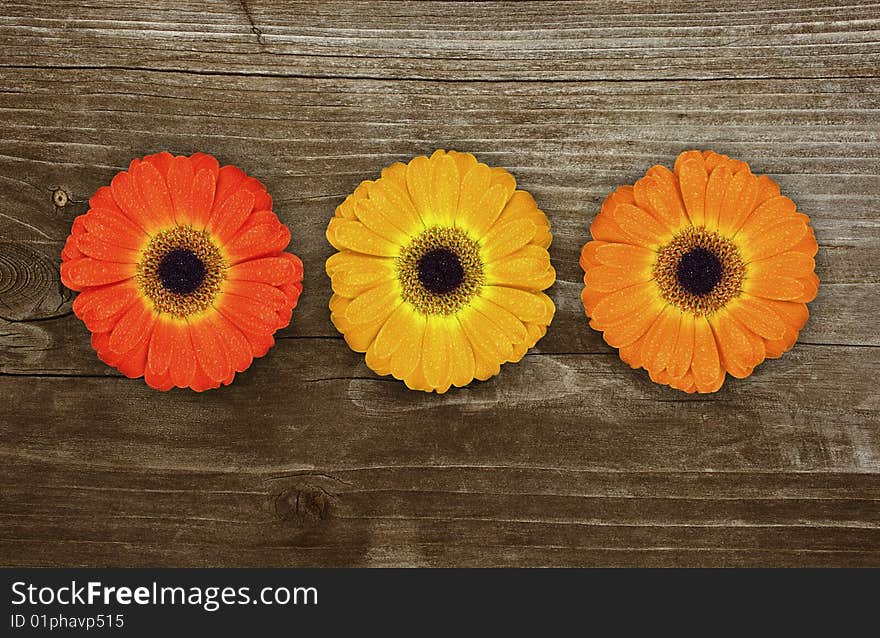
[653,227,744,316]
[157,248,206,295]
[676,247,723,296]
[417,248,465,295]
[397,227,483,315]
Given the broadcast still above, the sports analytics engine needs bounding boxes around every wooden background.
[1,0,878,567]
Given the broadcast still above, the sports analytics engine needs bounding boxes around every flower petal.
[749,251,815,279]
[110,169,154,233]
[218,293,283,335]
[143,151,173,178]
[711,310,757,378]
[703,164,731,232]
[692,317,721,389]
[405,155,435,223]
[189,316,231,383]
[144,364,174,391]
[167,155,195,224]
[640,306,680,373]
[601,301,663,349]
[676,157,708,227]
[737,195,797,240]
[593,243,655,270]
[366,177,423,235]
[338,293,390,352]
[214,165,247,207]
[446,318,476,387]
[109,299,156,356]
[354,198,409,245]
[473,296,528,346]
[207,188,255,244]
[579,240,604,270]
[789,225,819,257]
[390,310,426,381]
[76,233,141,264]
[496,190,550,245]
[147,316,176,377]
[132,159,175,228]
[190,168,217,228]
[668,314,695,379]
[459,305,514,368]
[469,183,512,241]
[601,185,636,216]
[61,216,87,261]
[742,274,805,301]
[753,174,781,207]
[224,280,290,312]
[168,325,197,389]
[481,218,536,263]
[583,263,652,293]
[327,218,399,257]
[89,185,124,216]
[742,218,807,262]
[74,282,139,333]
[421,315,452,391]
[226,221,291,264]
[727,296,787,341]
[115,329,152,379]
[190,152,220,178]
[370,302,413,361]
[793,272,819,303]
[344,280,399,325]
[610,204,670,248]
[589,212,631,245]
[61,258,135,290]
[589,281,657,326]
[761,299,809,357]
[229,255,300,285]
[486,257,554,290]
[431,152,460,227]
[240,330,275,359]
[633,172,684,231]
[82,208,148,251]
[482,286,554,323]
[718,168,758,236]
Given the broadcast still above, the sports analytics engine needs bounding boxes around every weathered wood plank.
[1,458,878,567]
[1,341,878,473]
[1,1,879,81]
[0,1,878,567]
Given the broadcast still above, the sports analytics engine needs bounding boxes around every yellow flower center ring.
[653,227,745,316]
[136,226,227,318]
[396,226,484,315]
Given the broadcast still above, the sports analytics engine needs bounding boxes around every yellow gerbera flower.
[326,150,556,393]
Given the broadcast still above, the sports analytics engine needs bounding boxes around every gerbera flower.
[326,150,555,393]
[60,151,303,391]
[580,150,818,393]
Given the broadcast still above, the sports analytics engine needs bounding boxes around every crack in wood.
[1,63,878,84]
[236,0,266,49]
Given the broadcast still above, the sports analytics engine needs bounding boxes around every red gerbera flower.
[60,152,303,391]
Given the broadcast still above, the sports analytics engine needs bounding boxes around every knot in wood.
[274,485,335,525]
[52,188,69,207]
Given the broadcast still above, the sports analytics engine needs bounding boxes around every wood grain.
[0,0,878,567]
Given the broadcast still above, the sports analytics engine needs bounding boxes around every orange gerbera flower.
[580,150,819,393]
[60,152,303,391]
